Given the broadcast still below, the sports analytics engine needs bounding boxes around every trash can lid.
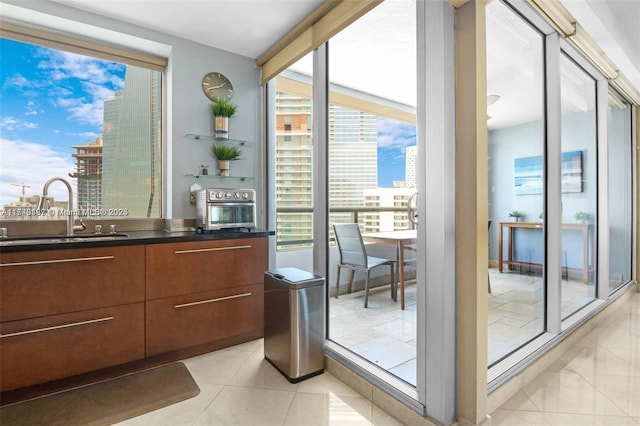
[266,267,324,287]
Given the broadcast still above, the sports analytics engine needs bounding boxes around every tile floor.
[492,291,640,425]
[117,291,639,425]
[329,268,595,384]
[114,289,639,425]
[115,339,403,426]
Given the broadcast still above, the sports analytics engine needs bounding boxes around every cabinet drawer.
[0,303,145,391]
[146,237,268,299]
[146,283,263,356]
[0,245,145,321]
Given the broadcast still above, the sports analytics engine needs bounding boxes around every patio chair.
[333,223,396,308]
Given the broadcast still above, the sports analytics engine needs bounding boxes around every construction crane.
[11,183,31,202]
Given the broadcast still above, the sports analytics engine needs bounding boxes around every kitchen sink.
[0,233,129,246]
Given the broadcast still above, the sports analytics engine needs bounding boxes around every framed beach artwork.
[514,150,583,195]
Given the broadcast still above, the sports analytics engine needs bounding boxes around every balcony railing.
[276,205,416,249]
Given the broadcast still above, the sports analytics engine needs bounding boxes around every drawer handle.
[173,245,252,255]
[174,292,252,309]
[0,316,114,339]
[0,255,115,267]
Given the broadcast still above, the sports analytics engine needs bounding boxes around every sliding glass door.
[559,54,598,319]
[486,0,546,365]
[326,0,418,386]
[607,89,633,293]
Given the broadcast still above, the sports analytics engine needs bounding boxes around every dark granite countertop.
[0,229,274,253]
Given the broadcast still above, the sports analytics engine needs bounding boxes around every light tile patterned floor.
[116,339,403,426]
[114,279,637,425]
[329,268,595,384]
[492,292,640,425]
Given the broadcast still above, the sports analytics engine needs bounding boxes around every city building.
[101,67,162,218]
[69,136,103,211]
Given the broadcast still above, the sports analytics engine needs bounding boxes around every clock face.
[202,72,233,101]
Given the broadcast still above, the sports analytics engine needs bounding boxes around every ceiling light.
[487,94,501,106]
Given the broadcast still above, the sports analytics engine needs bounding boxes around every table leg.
[398,241,405,310]
[498,223,504,272]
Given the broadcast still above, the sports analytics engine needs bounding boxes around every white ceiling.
[44,0,639,84]
[47,0,326,59]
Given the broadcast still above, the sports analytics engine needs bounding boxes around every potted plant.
[574,211,589,224]
[211,143,241,176]
[508,210,523,222]
[212,99,237,140]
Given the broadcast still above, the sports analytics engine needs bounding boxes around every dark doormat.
[0,362,200,426]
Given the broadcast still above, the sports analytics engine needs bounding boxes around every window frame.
[0,22,168,225]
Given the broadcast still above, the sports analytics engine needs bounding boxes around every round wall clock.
[202,72,233,101]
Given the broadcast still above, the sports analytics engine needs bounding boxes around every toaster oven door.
[207,203,254,227]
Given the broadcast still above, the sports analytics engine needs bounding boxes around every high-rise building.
[328,105,378,227]
[101,66,162,218]
[275,90,313,249]
[362,187,417,232]
[275,86,379,249]
[70,136,103,211]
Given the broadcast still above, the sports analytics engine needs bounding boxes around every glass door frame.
[315,2,458,423]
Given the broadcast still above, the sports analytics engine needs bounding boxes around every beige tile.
[563,345,640,384]
[490,409,553,426]
[193,386,295,426]
[545,412,640,425]
[372,318,417,343]
[591,374,640,417]
[283,392,372,425]
[523,370,627,416]
[296,372,363,398]
[183,347,253,385]
[230,352,300,392]
[499,390,538,411]
[371,405,405,426]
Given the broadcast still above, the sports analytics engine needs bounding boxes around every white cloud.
[0,138,75,207]
[2,73,31,90]
[0,116,38,131]
[34,47,125,128]
[377,117,416,150]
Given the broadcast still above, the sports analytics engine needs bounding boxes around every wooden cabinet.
[0,235,268,392]
[0,246,146,392]
[146,237,267,355]
[146,237,267,299]
[146,283,263,355]
[0,246,145,321]
[1,303,144,391]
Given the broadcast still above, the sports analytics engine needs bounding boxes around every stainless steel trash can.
[264,267,325,383]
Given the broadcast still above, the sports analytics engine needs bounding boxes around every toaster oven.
[196,188,256,232]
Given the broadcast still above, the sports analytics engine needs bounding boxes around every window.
[486,0,546,365]
[560,53,597,318]
[0,35,163,220]
[607,88,633,293]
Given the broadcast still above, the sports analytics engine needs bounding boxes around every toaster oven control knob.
[233,193,240,199]
[215,192,223,199]
[241,192,249,199]
[225,192,231,199]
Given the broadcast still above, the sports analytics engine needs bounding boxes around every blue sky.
[0,38,124,206]
[376,118,416,187]
[0,38,414,206]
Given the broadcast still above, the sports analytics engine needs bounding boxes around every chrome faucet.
[38,177,86,236]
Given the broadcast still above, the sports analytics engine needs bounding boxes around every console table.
[498,221,591,283]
